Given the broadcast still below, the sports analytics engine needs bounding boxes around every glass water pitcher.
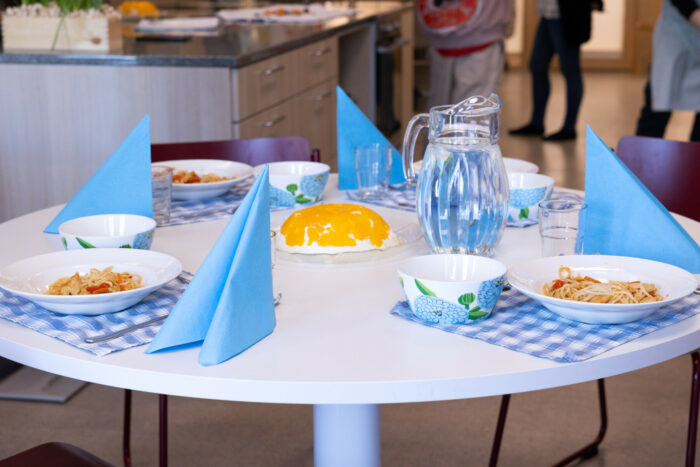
[402,94,509,257]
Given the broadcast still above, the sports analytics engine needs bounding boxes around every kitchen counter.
[0,1,411,68]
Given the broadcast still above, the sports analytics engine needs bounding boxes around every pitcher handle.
[402,113,429,184]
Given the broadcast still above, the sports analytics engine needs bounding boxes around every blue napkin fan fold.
[146,166,276,366]
[583,126,700,273]
[44,116,154,234]
[336,86,406,189]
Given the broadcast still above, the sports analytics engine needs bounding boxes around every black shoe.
[509,124,544,136]
[543,129,577,141]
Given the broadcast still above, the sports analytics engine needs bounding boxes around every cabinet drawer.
[296,37,338,91]
[232,52,293,121]
[293,79,338,170]
[233,100,294,139]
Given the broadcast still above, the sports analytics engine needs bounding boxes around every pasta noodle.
[173,170,233,184]
[46,266,143,296]
[542,266,663,304]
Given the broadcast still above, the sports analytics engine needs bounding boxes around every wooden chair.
[616,135,700,222]
[488,135,700,467]
[0,442,113,467]
[122,136,319,467]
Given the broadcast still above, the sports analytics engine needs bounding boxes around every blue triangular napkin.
[583,126,700,273]
[44,116,153,233]
[336,86,406,189]
[146,166,275,365]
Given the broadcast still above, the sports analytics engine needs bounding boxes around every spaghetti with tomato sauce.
[46,267,143,296]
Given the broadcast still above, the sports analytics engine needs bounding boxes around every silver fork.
[84,293,283,344]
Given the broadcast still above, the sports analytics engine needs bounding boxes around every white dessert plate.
[507,255,697,324]
[0,249,182,315]
[156,159,253,201]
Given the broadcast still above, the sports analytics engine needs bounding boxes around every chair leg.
[159,394,168,467]
[552,379,608,467]
[123,389,132,467]
[686,351,699,467]
[488,394,511,467]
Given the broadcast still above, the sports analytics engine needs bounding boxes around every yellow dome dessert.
[119,1,159,16]
[278,204,399,254]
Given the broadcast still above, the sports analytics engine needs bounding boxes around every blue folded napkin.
[146,166,275,366]
[44,116,154,234]
[336,86,406,190]
[583,126,700,273]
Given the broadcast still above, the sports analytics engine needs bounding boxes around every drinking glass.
[539,197,587,256]
[151,165,173,226]
[355,143,391,199]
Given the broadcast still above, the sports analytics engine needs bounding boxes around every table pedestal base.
[313,404,380,467]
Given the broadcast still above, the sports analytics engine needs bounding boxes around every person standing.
[417,0,514,108]
[510,0,603,141]
[635,0,700,142]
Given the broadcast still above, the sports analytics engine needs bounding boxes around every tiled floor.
[0,69,697,466]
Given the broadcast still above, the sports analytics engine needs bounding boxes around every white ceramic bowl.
[59,214,156,250]
[503,157,539,174]
[507,255,697,324]
[507,173,555,224]
[254,161,330,207]
[397,254,507,324]
[0,248,182,315]
[158,159,253,201]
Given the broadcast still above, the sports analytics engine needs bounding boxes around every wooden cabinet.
[293,79,337,169]
[233,99,294,139]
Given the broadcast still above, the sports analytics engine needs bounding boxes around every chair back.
[151,136,318,166]
[616,136,700,222]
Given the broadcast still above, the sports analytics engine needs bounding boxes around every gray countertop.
[0,1,411,68]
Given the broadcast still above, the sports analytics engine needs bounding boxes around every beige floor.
[0,70,697,466]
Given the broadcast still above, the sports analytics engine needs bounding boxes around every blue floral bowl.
[397,254,507,324]
[58,214,156,250]
[254,161,330,208]
[507,173,554,225]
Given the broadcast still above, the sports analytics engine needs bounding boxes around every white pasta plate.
[156,159,253,201]
[507,255,697,324]
[0,249,182,315]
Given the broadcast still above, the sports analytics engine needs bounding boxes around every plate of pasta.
[156,159,253,201]
[0,249,182,315]
[507,255,697,324]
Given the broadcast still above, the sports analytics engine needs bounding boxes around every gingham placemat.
[345,184,416,211]
[0,272,193,357]
[391,288,700,363]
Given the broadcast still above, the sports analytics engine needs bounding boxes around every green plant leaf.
[296,195,311,203]
[414,279,436,296]
[119,244,132,248]
[61,237,67,248]
[76,237,95,249]
[399,277,404,287]
[458,293,475,307]
[468,308,488,320]
[519,207,530,219]
[286,184,298,194]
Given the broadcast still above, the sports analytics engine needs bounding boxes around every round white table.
[0,177,699,467]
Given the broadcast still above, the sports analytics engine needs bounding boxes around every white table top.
[0,176,698,405]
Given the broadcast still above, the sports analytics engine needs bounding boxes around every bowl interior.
[508,173,554,190]
[256,161,330,177]
[503,158,539,174]
[398,254,506,283]
[59,214,155,238]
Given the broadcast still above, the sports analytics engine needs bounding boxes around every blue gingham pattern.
[345,184,416,211]
[391,288,700,363]
[0,272,193,357]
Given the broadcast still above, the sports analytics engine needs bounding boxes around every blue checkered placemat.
[345,184,416,211]
[391,288,700,363]
[0,272,193,357]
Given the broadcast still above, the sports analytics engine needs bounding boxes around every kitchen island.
[0,1,413,222]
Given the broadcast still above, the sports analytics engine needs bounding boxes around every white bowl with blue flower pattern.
[254,161,330,208]
[58,214,156,250]
[397,254,507,325]
[507,173,554,225]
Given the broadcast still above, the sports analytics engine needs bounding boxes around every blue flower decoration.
[413,295,468,324]
[300,171,329,199]
[509,186,547,209]
[269,185,296,207]
[476,276,506,311]
[132,230,154,249]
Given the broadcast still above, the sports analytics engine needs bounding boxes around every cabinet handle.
[312,47,332,57]
[311,91,332,102]
[260,64,285,76]
[261,115,286,127]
